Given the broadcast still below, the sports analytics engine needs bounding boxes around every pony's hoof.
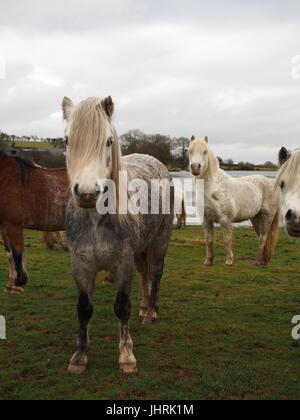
[68,353,87,375]
[254,261,266,267]
[4,286,14,293]
[119,363,137,374]
[139,309,147,318]
[204,260,213,266]
[68,363,87,375]
[143,318,156,325]
[11,286,25,294]
[225,261,234,266]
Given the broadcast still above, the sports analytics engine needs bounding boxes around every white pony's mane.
[276,150,300,189]
[206,143,220,181]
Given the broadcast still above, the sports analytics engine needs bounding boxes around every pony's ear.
[279,147,291,166]
[205,136,208,143]
[102,96,115,119]
[191,136,196,142]
[62,97,74,121]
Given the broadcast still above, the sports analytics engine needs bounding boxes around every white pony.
[174,187,187,229]
[276,147,300,237]
[188,136,279,266]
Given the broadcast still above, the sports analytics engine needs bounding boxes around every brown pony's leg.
[1,230,17,292]
[176,215,182,229]
[56,232,69,252]
[135,251,151,319]
[42,232,56,250]
[3,225,28,293]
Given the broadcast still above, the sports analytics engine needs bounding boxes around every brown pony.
[0,152,70,293]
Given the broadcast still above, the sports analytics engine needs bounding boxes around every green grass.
[15,142,54,149]
[1,227,300,400]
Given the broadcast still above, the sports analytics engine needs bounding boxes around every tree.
[172,137,190,162]
[225,159,234,165]
[49,138,65,149]
[264,161,277,168]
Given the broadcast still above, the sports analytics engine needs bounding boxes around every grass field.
[0,227,300,400]
[2,141,54,149]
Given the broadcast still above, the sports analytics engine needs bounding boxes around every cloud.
[1,1,300,163]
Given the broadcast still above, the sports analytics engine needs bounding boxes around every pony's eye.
[107,137,113,147]
[280,181,285,190]
[203,151,207,155]
[65,136,69,146]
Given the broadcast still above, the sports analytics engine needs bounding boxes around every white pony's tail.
[264,210,280,263]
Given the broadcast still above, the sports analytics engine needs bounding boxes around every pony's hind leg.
[176,215,182,229]
[2,225,28,293]
[252,213,277,266]
[220,220,234,266]
[203,221,214,266]
[42,232,56,250]
[57,232,69,252]
[68,266,96,375]
[135,252,151,319]
[114,262,137,373]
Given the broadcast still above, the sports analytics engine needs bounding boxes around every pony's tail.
[264,210,280,263]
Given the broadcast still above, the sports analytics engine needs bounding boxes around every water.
[170,170,278,226]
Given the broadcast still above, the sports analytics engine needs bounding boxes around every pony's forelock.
[276,150,300,190]
[66,97,139,229]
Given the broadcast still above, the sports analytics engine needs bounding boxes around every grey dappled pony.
[62,96,174,374]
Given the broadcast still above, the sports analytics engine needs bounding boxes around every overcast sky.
[1,0,300,163]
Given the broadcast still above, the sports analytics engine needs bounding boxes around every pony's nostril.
[95,184,101,196]
[74,184,80,199]
[286,209,293,221]
[191,164,201,173]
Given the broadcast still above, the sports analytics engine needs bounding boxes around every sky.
[1,0,300,164]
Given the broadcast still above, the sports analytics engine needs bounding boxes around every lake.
[170,170,278,226]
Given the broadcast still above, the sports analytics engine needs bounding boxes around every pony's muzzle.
[74,183,101,209]
[285,209,300,237]
[191,163,201,176]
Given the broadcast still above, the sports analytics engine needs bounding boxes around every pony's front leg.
[68,265,96,375]
[1,230,17,292]
[220,221,234,266]
[203,221,214,266]
[114,263,137,374]
[2,225,28,293]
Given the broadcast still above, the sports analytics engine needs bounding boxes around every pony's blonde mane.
[206,143,220,181]
[276,150,300,189]
[67,97,139,229]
